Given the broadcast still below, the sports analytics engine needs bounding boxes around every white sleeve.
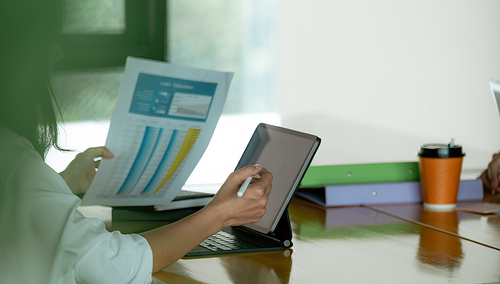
[0,138,154,284]
[74,232,153,284]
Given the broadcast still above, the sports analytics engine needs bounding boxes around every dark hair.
[0,0,64,158]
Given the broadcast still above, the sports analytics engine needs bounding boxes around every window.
[56,0,165,70]
[51,0,166,122]
[48,0,278,178]
[52,0,275,122]
[167,0,276,114]
[62,0,126,34]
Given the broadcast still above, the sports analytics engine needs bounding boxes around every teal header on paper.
[129,73,217,122]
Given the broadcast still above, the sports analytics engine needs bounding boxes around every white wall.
[276,0,500,172]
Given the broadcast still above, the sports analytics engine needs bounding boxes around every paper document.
[82,57,233,206]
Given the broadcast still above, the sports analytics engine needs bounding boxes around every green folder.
[300,162,420,188]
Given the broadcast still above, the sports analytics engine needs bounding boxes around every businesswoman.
[0,1,272,283]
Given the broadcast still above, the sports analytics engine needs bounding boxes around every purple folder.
[296,179,483,207]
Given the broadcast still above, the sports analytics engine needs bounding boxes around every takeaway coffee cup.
[418,142,465,211]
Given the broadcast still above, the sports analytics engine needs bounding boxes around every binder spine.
[300,162,420,188]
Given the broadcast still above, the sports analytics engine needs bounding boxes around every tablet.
[235,123,321,234]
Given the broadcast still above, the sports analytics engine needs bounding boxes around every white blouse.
[0,127,153,284]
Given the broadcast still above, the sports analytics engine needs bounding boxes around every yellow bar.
[153,128,201,194]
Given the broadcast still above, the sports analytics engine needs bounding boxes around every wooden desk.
[147,198,500,283]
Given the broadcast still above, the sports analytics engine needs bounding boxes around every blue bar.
[117,126,159,194]
[129,128,164,191]
[142,129,178,194]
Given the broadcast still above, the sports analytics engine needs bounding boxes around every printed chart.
[97,124,200,198]
[82,57,233,206]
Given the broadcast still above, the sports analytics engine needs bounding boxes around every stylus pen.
[237,176,254,197]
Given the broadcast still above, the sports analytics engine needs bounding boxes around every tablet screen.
[236,123,320,234]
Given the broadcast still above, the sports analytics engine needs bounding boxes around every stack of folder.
[297,162,483,207]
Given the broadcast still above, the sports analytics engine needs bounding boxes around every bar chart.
[100,124,201,198]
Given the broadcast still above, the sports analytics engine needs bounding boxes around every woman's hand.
[480,152,500,194]
[140,164,272,273]
[59,147,114,195]
[204,164,273,229]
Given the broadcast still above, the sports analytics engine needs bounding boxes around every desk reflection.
[366,202,500,250]
[417,210,463,271]
[154,250,292,284]
[288,197,410,229]
[289,198,468,277]
[220,250,292,284]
